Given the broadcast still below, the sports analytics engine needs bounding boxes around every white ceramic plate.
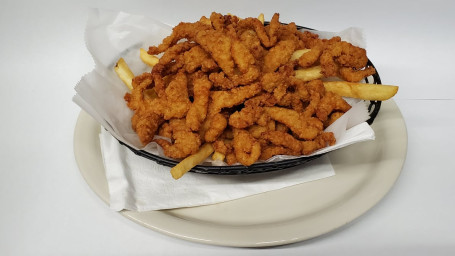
[74,99,407,247]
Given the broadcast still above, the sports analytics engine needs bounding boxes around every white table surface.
[1,0,454,255]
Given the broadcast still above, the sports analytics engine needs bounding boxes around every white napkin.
[101,120,374,211]
[74,9,376,211]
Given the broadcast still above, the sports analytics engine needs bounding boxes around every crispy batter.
[154,119,202,159]
[316,91,352,121]
[195,29,236,76]
[186,73,212,131]
[228,93,276,128]
[339,66,376,82]
[299,42,322,67]
[264,106,323,140]
[233,129,261,166]
[301,132,336,155]
[201,112,228,142]
[262,131,302,152]
[183,46,218,73]
[207,83,262,116]
[151,71,191,120]
[263,40,296,72]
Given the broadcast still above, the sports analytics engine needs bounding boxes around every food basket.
[117,24,382,175]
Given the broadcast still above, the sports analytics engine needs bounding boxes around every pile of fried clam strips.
[74,10,397,210]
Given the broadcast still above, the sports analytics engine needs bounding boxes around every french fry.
[323,81,399,101]
[212,151,225,161]
[139,48,159,67]
[171,143,214,179]
[294,66,323,81]
[114,58,134,90]
[258,13,265,25]
[290,48,311,61]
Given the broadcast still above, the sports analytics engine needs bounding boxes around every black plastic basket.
[118,24,382,175]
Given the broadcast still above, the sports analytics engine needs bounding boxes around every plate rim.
[73,99,407,247]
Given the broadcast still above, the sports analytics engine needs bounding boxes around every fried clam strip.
[200,112,228,142]
[298,41,323,68]
[320,39,372,80]
[315,91,352,122]
[124,73,163,145]
[338,66,376,82]
[264,106,323,141]
[195,29,236,77]
[182,46,218,73]
[148,22,212,55]
[212,139,237,165]
[262,131,302,153]
[186,73,213,131]
[238,29,266,60]
[301,132,336,155]
[262,39,296,73]
[231,39,256,73]
[151,42,196,97]
[148,20,235,77]
[207,38,261,89]
[207,82,262,116]
[229,93,277,129]
[208,65,261,90]
[261,63,294,101]
[237,13,280,48]
[154,119,201,159]
[233,129,261,166]
[150,71,191,120]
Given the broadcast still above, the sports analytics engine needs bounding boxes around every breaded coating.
[264,106,323,140]
[301,132,336,155]
[262,131,302,152]
[183,46,218,73]
[233,129,261,166]
[207,83,262,116]
[154,119,201,159]
[202,113,228,142]
[186,73,213,131]
[316,91,352,122]
[339,66,376,82]
[263,40,296,72]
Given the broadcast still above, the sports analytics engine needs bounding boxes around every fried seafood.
[186,73,212,131]
[154,119,201,159]
[122,12,379,167]
[233,129,262,166]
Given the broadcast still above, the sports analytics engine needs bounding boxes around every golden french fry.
[294,66,323,81]
[114,58,134,90]
[171,143,214,179]
[212,151,225,161]
[258,13,264,24]
[290,49,311,61]
[140,48,159,67]
[323,81,399,101]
